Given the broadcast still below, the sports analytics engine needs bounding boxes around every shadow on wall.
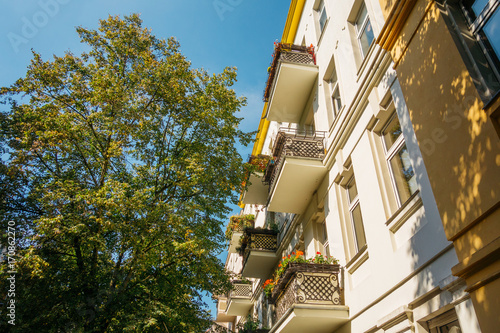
[391,0,499,329]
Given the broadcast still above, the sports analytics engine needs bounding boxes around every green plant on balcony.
[225,214,255,241]
[263,251,338,298]
[241,154,272,190]
[237,315,269,333]
[246,154,271,173]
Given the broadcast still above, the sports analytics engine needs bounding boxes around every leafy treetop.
[0,14,251,333]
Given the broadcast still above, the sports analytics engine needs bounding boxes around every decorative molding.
[385,190,422,233]
[376,0,418,52]
[346,244,369,274]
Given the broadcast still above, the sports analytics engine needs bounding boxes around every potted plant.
[225,214,255,241]
[242,155,271,190]
[237,315,269,333]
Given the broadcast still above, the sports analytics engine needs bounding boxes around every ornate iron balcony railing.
[263,128,326,188]
[228,280,252,300]
[242,229,278,253]
[264,43,316,102]
[271,263,344,323]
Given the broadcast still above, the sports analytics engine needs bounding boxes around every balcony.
[270,263,348,333]
[226,215,255,254]
[214,295,234,323]
[226,280,253,316]
[263,129,327,214]
[240,228,279,279]
[264,43,318,123]
[241,155,270,205]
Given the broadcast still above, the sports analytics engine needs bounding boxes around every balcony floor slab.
[268,157,327,214]
[266,62,319,123]
[270,304,349,333]
[241,250,278,280]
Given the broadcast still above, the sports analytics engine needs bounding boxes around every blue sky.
[1,0,290,319]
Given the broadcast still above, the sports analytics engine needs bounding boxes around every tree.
[0,14,251,332]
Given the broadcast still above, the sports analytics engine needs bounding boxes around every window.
[382,114,418,206]
[328,68,342,117]
[318,0,328,34]
[317,221,331,256]
[346,177,366,252]
[355,3,375,58]
[441,0,500,100]
[461,0,500,80]
[428,309,462,333]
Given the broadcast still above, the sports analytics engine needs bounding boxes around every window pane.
[347,179,358,202]
[322,222,328,243]
[390,145,418,203]
[439,319,462,333]
[319,7,327,32]
[351,204,366,251]
[481,9,500,59]
[333,88,342,115]
[330,69,337,84]
[356,5,368,26]
[383,115,403,150]
[359,18,375,57]
[471,0,489,16]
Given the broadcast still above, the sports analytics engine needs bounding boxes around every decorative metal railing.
[271,263,343,323]
[246,229,278,251]
[229,280,252,299]
[263,128,326,189]
[264,43,316,102]
[240,228,278,259]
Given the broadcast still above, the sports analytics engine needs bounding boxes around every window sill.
[346,244,369,274]
[385,190,422,233]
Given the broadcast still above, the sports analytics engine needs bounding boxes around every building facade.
[214,0,499,332]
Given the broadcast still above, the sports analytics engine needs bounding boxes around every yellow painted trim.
[250,0,305,156]
[242,0,305,207]
[251,103,269,156]
[283,0,306,44]
[375,0,418,52]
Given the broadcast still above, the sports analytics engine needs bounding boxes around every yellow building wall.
[377,0,500,331]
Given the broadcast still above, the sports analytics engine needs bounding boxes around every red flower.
[297,251,304,256]
[316,251,321,255]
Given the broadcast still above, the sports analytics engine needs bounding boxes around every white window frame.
[346,177,366,253]
[328,69,342,118]
[427,309,462,333]
[317,0,328,34]
[354,2,375,58]
[381,113,418,207]
[317,220,330,257]
[460,0,500,82]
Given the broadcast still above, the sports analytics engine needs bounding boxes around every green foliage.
[0,14,252,333]
[237,315,263,333]
[241,155,270,192]
[225,214,255,240]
